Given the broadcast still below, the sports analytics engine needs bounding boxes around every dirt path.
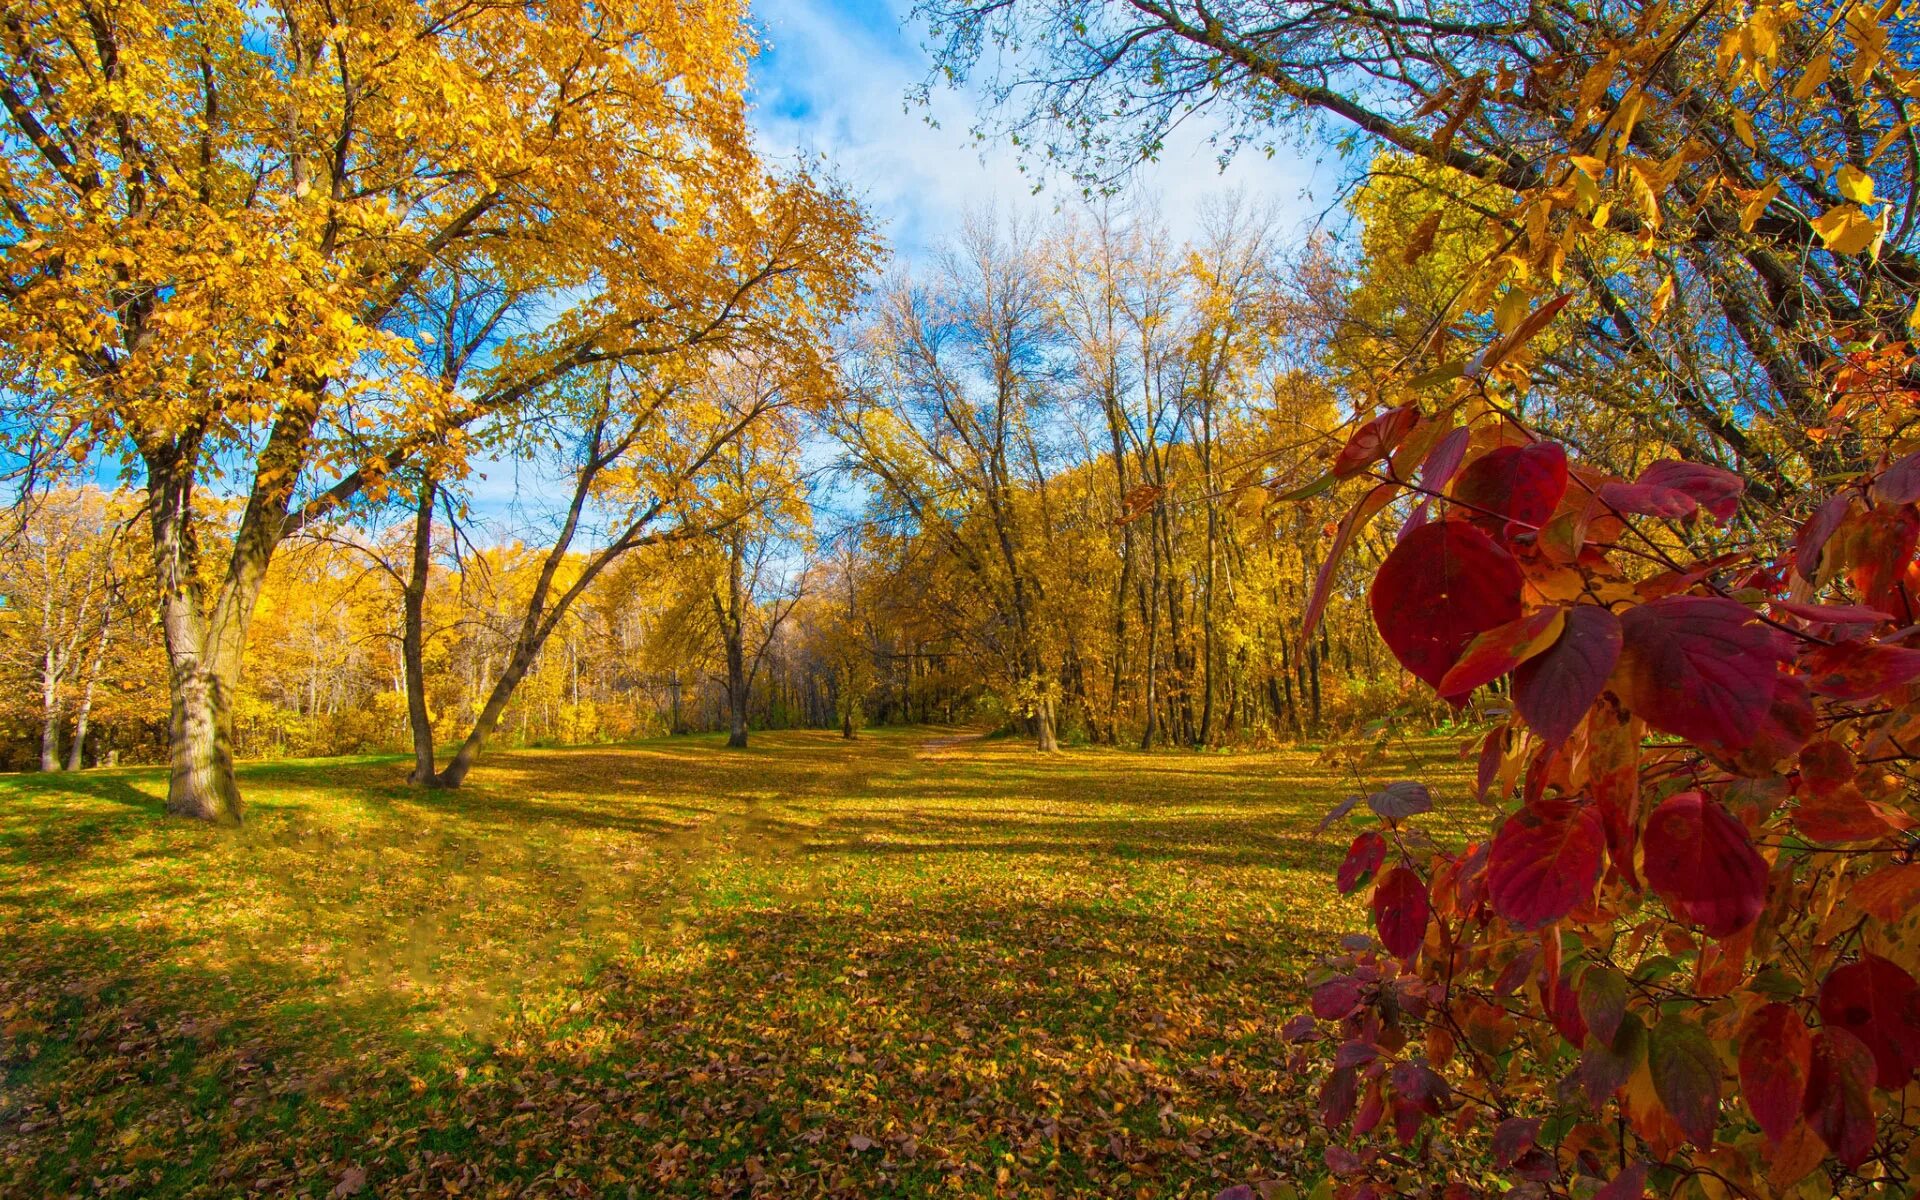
[913,726,992,757]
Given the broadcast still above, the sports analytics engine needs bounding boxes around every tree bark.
[403,479,438,784]
[38,650,61,771]
[36,542,65,772]
[1033,691,1060,752]
[146,443,245,824]
[66,621,110,771]
[433,635,540,788]
[718,533,751,748]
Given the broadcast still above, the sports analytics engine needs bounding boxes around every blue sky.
[362,0,1345,535]
[744,0,1336,262]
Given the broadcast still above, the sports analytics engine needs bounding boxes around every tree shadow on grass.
[0,887,1332,1199]
[0,730,1434,1196]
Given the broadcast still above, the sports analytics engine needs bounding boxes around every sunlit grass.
[0,727,1471,1198]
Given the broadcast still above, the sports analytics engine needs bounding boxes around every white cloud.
[747,0,1338,263]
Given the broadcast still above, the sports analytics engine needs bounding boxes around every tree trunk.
[403,479,438,784]
[147,447,245,824]
[727,695,749,747]
[37,570,63,770]
[724,625,750,749]
[66,623,109,771]
[433,636,540,788]
[1034,692,1059,753]
[38,655,61,772]
[716,531,752,749]
[166,660,243,822]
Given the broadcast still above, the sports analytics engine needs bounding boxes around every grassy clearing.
[0,727,1470,1199]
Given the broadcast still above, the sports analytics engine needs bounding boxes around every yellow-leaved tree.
[0,0,871,820]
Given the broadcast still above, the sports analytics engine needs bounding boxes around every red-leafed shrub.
[1292,347,1920,1198]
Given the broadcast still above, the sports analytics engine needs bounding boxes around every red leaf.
[1333,405,1419,477]
[1547,969,1588,1044]
[1372,866,1431,959]
[1577,964,1629,1046]
[1853,863,1920,921]
[1491,1117,1539,1168]
[1648,1014,1720,1146]
[1740,1003,1814,1143]
[1581,1013,1646,1108]
[1586,701,1641,886]
[1305,482,1399,641]
[1723,675,1817,778]
[1367,780,1433,820]
[1636,459,1744,521]
[1804,1028,1877,1167]
[1795,493,1854,579]
[1875,449,1920,505]
[1452,442,1569,534]
[1817,955,1920,1090]
[1419,426,1471,491]
[1370,521,1523,692]
[1840,506,1920,618]
[1593,1162,1648,1200]
[1319,1066,1358,1129]
[1334,1039,1378,1068]
[1314,792,1364,834]
[1794,786,1904,843]
[1353,1079,1384,1137]
[1476,725,1508,802]
[1597,480,1697,520]
[1337,831,1387,894]
[1389,1059,1448,1109]
[1800,639,1920,701]
[1641,791,1769,937]
[1311,977,1364,1020]
[1437,608,1565,702]
[1486,800,1606,930]
[1616,596,1792,753]
[1799,739,1856,795]
[1512,605,1622,750]
[1769,599,1894,627]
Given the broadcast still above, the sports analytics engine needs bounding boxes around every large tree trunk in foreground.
[166,658,243,822]
[403,480,438,784]
[146,446,246,824]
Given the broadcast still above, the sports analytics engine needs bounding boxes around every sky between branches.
[746,0,1330,261]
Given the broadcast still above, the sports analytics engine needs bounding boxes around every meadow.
[0,729,1472,1199]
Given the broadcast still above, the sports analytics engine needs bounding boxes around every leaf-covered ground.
[0,728,1469,1198]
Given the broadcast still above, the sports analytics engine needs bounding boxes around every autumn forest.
[3,0,1920,1196]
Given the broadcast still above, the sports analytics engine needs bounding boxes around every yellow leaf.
[1869,121,1911,164]
[1401,210,1443,265]
[1836,165,1874,205]
[1740,181,1780,231]
[1790,51,1833,100]
[1812,203,1882,256]
[1650,272,1676,321]
[1625,160,1662,229]
[1609,91,1647,144]
[1569,154,1608,180]
[1730,109,1755,150]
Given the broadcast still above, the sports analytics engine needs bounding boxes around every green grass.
[0,727,1471,1198]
